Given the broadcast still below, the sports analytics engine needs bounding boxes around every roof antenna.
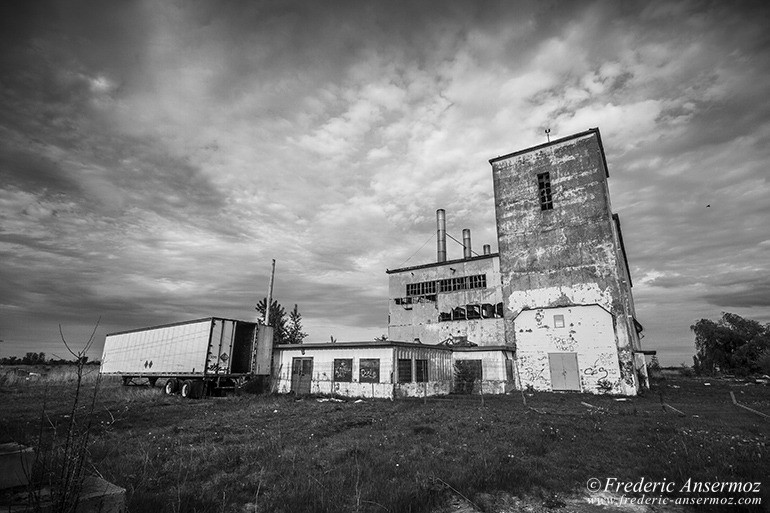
[545,128,551,143]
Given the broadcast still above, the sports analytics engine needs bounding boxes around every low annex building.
[272,341,454,399]
[272,341,516,399]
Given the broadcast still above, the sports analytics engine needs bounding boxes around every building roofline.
[106,317,256,337]
[274,340,454,351]
[488,127,610,178]
[612,213,633,288]
[386,252,499,274]
[450,345,514,352]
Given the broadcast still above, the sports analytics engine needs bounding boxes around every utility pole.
[264,259,276,325]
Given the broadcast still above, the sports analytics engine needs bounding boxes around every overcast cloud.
[1,0,768,365]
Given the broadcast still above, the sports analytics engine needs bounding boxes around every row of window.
[406,274,487,297]
[333,358,380,383]
[439,302,504,322]
[332,357,429,383]
[398,358,428,383]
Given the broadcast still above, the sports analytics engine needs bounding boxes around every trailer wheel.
[164,378,178,395]
[180,380,193,399]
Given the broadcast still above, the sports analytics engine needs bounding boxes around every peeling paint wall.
[491,129,643,394]
[387,255,506,346]
[514,305,635,395]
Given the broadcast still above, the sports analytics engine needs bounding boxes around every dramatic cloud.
[1,0,769,365]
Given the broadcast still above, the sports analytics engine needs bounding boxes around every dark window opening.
[397,359,412,383]
[359,359,380,383]
[415,359,429,382]
[438,301,505,323]
[537,172,553,210]
[333,359,353,382]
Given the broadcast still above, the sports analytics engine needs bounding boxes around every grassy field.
[1,366,768,512]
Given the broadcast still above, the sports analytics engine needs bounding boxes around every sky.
[1,0,768,365]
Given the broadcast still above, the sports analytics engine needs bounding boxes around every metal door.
[291,357,313,395]
[548,353,580,391]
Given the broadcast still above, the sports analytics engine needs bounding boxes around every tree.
[21,352,46,365]
[255,298,287,344]
[286,304,308,344]
[691,312,770,376]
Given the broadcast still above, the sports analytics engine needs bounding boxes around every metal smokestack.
[437,209,447,263]
[483,244,491,255]
[463,229,472,259]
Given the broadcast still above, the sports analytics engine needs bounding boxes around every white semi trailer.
[100,317,274,398]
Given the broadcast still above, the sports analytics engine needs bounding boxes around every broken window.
[359,359,380,383]
[415,359,429,382]
[406,280,437,297]
[468,275,487,289]
[397,359,412,383]
[537,172,553,210]
[553,314,565,328]
[466,304,481,319]
[481,303,495,318]
[452,306,467,320]
[438,311,452,322]
[496,302,504,318]
[333,359,353,382]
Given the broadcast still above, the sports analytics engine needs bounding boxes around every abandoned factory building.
[387,128,648,395]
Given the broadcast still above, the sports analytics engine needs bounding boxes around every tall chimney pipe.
[437,209,446,263]
[463,229,472,259]
[483,244,491,255]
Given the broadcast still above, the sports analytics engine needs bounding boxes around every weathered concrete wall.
[491,129,642,394]
[514,305,633,395]
[387,255,506,346]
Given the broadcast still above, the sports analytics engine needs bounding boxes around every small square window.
[359,359,380,383]
[553,315,565,328]
[333,359,353,382]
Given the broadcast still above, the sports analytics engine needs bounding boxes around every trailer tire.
[164,378,178,395]
[180,380,193,399]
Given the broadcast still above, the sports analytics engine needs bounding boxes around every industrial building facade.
[386,128,647,395]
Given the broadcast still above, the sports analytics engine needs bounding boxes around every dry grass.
[0,365,101,386]
[1,369,768,512]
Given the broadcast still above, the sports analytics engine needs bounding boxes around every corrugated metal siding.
[393,346,452,382]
